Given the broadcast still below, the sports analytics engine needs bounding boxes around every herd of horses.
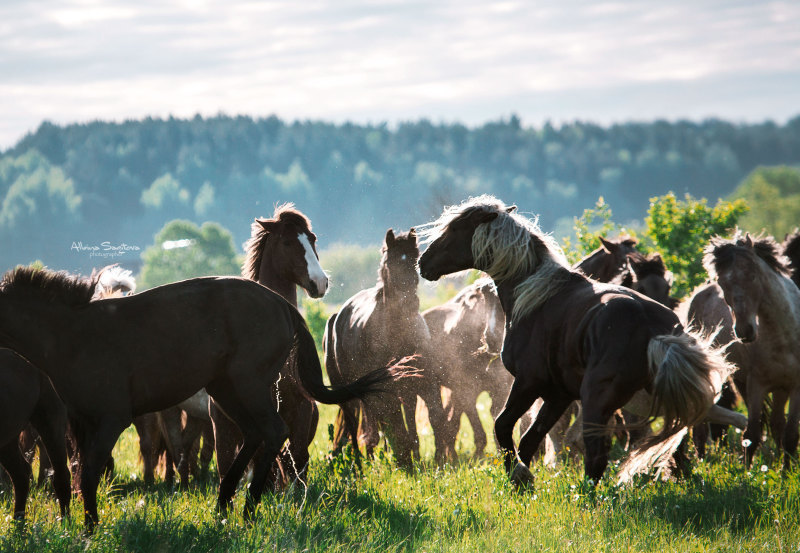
[2,195,799,532]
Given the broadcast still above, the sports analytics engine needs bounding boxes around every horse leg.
[743,378,767,467]
[208,377,284,516]
[517,396,573,477]
[382,399,415,470]
[692,422,709,460]
[243,410,289,521]
[0,442,32,520]
[132,415,157,486]
[208,399,243,483]
[709,381,738,443]
[580,370,633,483]
[495,377,538,475]
[199,420,215,476]
[333,401,360,455]
[770,390,788,452]
[416,383,451,464]
[465,401,487,457]
[279,398,317,486]
[30,408,71,517]
[74,417,127,532]
[781,391,800,471]
[157,407,189,489]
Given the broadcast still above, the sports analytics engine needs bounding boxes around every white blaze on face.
[298,232,328,294]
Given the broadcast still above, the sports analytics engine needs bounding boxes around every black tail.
[289,309,409,404]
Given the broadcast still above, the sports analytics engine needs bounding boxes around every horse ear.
[256,218,275,232]
[385,229,396,246]
[744,233,753,247]
[599,236,615,253]
[506,205,517,213]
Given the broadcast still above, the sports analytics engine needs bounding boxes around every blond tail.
[646,330,733,444]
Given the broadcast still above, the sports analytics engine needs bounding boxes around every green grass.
[2,400,799,552]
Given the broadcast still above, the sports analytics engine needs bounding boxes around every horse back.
[74,277,297,415]
[504,282,677,397]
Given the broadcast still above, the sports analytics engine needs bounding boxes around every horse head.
[627,253,677,309]
[379,228,420,300]
[704,233,790,343]
[245,204,328,299]
[419,202,510,281]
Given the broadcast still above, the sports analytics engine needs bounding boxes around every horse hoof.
[510,462,534,488]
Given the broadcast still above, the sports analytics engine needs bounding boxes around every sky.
[1,0,799,149]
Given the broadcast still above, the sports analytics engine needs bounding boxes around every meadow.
[1,398,798,553]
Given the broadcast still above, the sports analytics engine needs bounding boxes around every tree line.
[1,114,799,274]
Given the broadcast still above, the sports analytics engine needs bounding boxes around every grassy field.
[1,399,799,553]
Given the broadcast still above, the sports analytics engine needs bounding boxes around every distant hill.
[1,114,799,273]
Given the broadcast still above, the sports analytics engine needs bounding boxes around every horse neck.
[0,300,67,373]
[378,281,419,315]
[757,271,800,331]
[257,250,298,308]
[493,275,527,326]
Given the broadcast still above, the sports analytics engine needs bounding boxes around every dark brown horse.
[615,252,679,309]
[576,236,638,282]
[418,196,730,485]
[0,267,397,529]
[422,278,510,457]
[213,203,329,487]
[0,349,70,520]
[325,229,450,468]
[702,233,800,469]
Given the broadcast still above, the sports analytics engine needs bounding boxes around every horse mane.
[242,202,312,281]
[783,229,800,277]
[419,195,570,323]
[704,232,790,279]
[0,266,100,306]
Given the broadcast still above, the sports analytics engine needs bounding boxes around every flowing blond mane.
[419,195,571,323]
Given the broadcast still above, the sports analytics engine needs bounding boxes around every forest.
[1,114,800,275]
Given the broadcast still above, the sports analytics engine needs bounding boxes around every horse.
[212,203,329,488]
[422,278,510,457]
[0,267,399,529]
[417,195,731,485]
[702,233,800,469]
[615,252,679,309]
[0,349,71,520]
[576,236,638,282]
[325,229,450,468]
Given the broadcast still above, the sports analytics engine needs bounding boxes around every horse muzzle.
[735,322,757,343]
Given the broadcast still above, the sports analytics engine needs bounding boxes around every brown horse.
[422,278,510,457]
[576,236,638,282]
[325,229,450,468]
[615,252,679,309]
[0,267,398,529]
[213,203,329,487]
[418,195,730,485]
[0,349,71,520]
[702,233,800,469]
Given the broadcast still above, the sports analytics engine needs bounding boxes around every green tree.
[561,197,635,264]
[730,165,800,238]
[644,193,748,298]
[300,297,329,355]
[139,219,240,289]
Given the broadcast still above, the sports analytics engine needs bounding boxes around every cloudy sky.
[1,0,798,149]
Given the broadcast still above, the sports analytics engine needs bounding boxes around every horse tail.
[646,329,732,443]
[289,309,411,404]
